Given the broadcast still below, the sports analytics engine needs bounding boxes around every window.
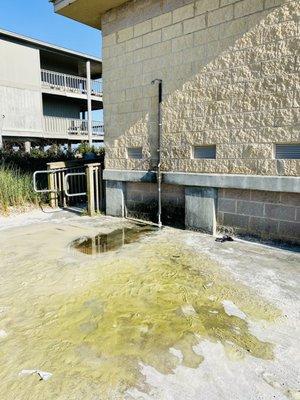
[127,147,143,159]
[194,145,216,159]
[275,144,300,159]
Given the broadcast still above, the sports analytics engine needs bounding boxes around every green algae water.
[0,222,280,400]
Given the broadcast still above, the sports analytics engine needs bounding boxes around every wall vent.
[275,144,300,159]
[127,147,143,159]
[194,145,216,159]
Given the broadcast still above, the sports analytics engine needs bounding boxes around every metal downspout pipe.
[151,79,163,229]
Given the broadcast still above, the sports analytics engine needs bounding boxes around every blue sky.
[0,0,101,58]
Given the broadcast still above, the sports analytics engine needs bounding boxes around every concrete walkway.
[0,211,299,400]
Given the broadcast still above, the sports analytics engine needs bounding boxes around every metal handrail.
[64,172,87,197]
[33,168,68,193]
[41,69,102,97]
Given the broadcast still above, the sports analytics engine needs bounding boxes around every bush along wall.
[0,145,105,173]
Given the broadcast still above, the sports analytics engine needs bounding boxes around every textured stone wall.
[102,0,299,176]
[217,188,300,243]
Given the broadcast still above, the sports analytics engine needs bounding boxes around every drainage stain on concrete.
[0,224,281,399]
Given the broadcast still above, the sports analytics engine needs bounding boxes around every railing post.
[86,164,95,216]
[47,163,58,208]
[47,161,68,208]
[63,73,67,91]
[86,60,93,146]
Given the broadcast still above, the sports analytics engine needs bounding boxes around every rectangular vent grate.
[194,145,216,159]
[275,144,300,159]
[127,147,143,159]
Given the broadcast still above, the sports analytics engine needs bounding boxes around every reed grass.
[0,164,40,213]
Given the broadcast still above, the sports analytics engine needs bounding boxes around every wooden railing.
[43,116,104,138]
[41,69,102,97]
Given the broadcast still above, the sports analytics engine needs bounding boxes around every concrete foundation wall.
[126,181,185,227]
[217,188,300,243]
[102,0,299,176]
[106,180,125,217]
[185,187,217,234]
[0,39,43,137]
[117,180,300,243]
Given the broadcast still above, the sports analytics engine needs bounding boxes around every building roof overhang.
[52,0,128,29]
[0,27,102,72]
[0,27,102,77]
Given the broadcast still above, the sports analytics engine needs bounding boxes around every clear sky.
[0,0,102,58]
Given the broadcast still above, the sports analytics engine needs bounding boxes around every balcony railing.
[44,116,104,138]
[41,69,102,97]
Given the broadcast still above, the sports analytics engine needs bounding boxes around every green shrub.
[76,143,105,157]
[0,145,105,173]
[0,164,41,214]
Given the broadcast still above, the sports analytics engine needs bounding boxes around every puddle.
[0,225,281,400]
[71,224,157,254]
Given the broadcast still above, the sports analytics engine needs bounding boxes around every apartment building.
[0,28,103,151]
[52,0,300,244]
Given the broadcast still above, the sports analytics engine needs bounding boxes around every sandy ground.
[0,210,299,400]
[0,207,77,231]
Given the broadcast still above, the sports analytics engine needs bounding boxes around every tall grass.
[0,164,41,214]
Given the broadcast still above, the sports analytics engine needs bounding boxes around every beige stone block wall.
[102,0,300,176]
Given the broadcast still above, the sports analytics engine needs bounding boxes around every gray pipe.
[151,79,163,229]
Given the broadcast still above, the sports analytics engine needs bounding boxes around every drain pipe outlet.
[151,79,163,229]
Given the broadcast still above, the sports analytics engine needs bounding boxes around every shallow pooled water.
[71,223,157,255]
[0,219,281,399]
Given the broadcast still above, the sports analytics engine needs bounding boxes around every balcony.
[43,116,104,140]
[41,69,102,99]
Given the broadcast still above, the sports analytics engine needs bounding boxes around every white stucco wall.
[0,39,43,137]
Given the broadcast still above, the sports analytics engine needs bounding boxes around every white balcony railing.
[41,69,102,97]
[44,116,104,138]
